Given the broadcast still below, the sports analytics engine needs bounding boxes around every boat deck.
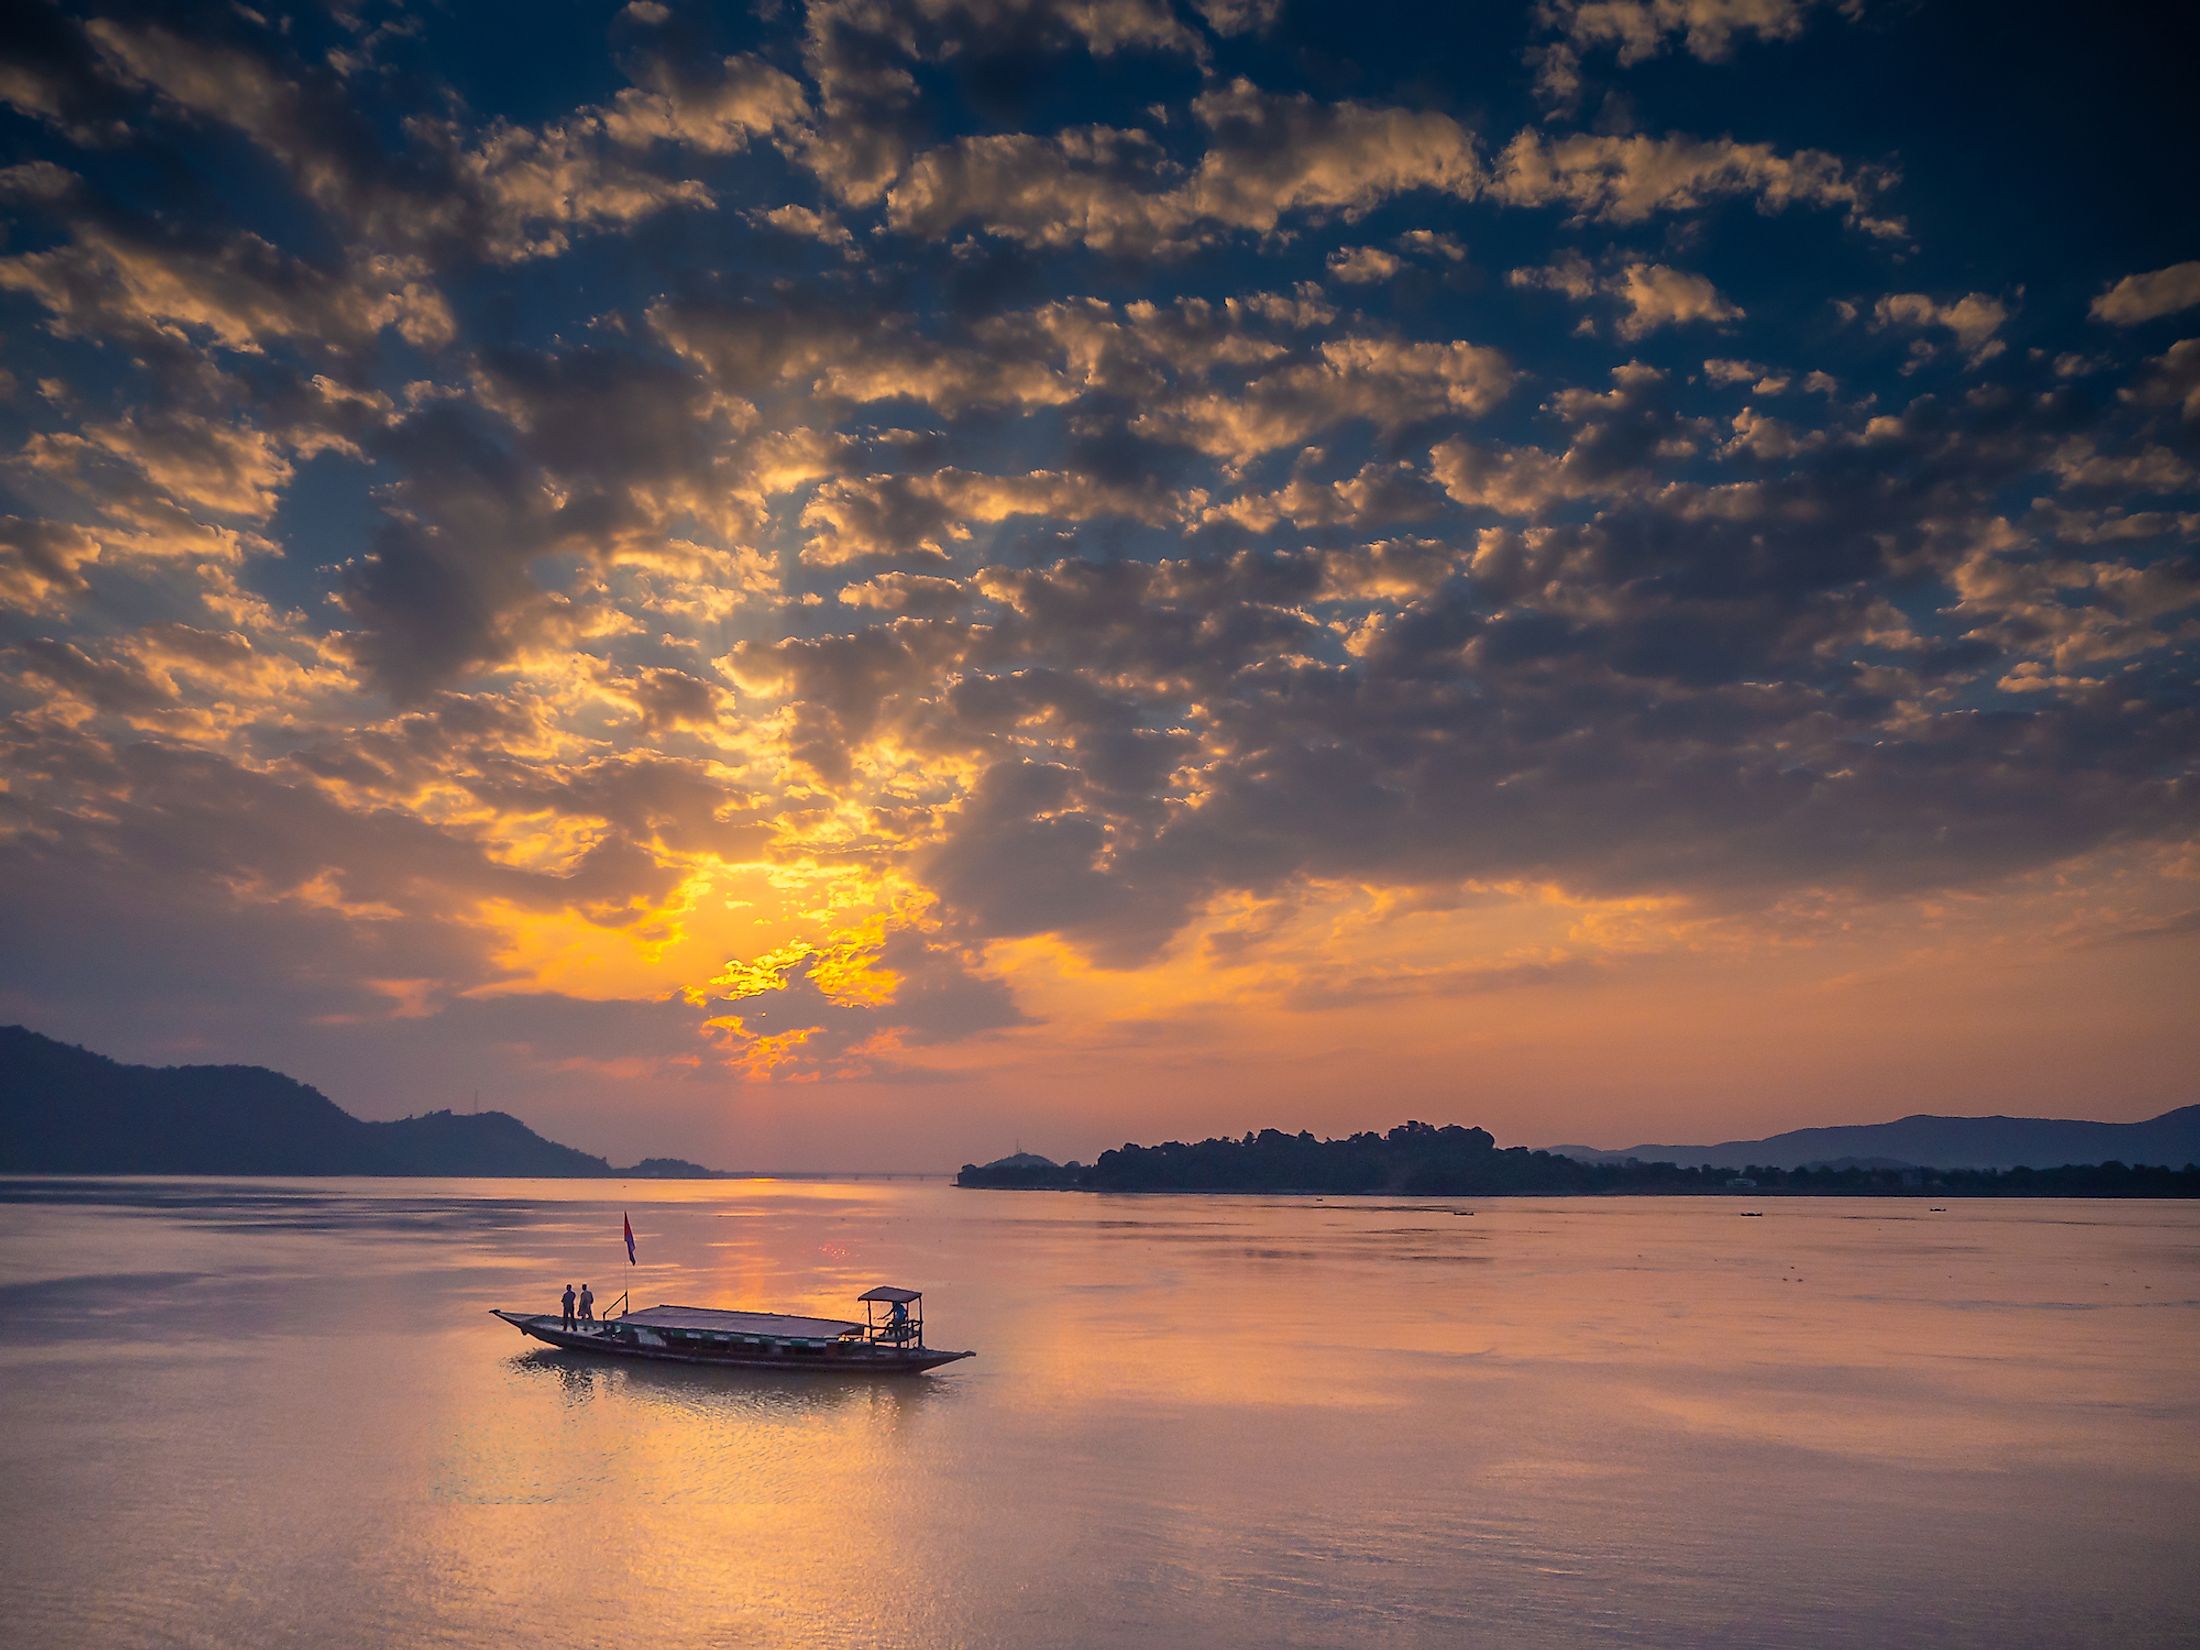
[490,1309,972,1374]
[617,1304,864,1339]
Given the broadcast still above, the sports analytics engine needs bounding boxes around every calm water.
[1,1180,2195,1649]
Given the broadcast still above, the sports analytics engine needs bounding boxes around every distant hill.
[958,1150,1075,1188]
[626,1157,731,1179]
[1546,1107,2200,1172]
[0,1026,711,1177]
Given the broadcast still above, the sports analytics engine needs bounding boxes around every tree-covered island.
[957,1121,2200,1197]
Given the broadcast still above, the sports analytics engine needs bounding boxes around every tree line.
[957,1121,2200,1196]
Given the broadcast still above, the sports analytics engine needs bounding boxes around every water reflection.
[1,1180,2195,1650]
[505,1346,943,1422]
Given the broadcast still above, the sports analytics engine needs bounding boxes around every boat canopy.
[621,1304,862,1339]
[858,1285,923,1304]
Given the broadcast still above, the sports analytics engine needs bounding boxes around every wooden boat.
[490,1285,972,1374]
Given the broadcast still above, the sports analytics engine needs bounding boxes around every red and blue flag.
[623,1212,636,1265]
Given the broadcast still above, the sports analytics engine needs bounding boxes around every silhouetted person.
[561,1283,576,1332]
[889,1298,910,1337]
[578,1283,594,1326]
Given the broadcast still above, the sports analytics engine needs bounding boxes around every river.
[1,1178,2194,1647]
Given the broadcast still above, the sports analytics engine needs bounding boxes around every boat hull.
[491,1311,972,1374]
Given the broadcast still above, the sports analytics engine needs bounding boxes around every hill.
[627,1157,733,1178]
[0,1026,695,1177]
[1546,1107,2200,1172]
[958,1151,1073,1188]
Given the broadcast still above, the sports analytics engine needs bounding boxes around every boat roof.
[858,1285,923,1304]
[621,1304,862,1339]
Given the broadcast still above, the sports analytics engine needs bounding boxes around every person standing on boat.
[578,1283,594,1327]
[561,1283,577,1332]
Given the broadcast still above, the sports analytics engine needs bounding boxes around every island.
[626,1157,736,1179]
[958,1121,2200,1197]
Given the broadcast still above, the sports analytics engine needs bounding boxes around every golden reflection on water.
[1,1179,2196,1649]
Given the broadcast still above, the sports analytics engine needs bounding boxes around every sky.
[0,0,2195,1171]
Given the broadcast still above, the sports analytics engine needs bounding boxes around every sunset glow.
[1,0,2194,1168]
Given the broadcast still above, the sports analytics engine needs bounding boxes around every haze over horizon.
[2,0,2196,1173]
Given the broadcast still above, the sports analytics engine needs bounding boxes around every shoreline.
[955,1181,2200,1200]
[0,1169,956,1184]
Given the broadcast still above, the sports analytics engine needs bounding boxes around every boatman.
[578,1282,594,1326]
[561,1283,577,1332]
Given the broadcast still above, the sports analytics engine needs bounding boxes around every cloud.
[727,618,975,783]
[886,81,1483,254]
[1328,245,1404,284]
[1491,129,1901,236]
[753,203,856,247]
[837,572,972,615]
[1528,0,1847,115]
[2124,338,2200,422]
[798,467,1168,565]
[1949,534,2200,673]
[594,53,810,154]
[455,120,716,263]
[1396,228,1469,262]
[0,218,453,353]
[1178,80,1483,231]
[1511,254,1742,337]
[427,54,812,260]
[2048,438,2196,497]
[1137,335,1514,464]
[79,19,774,267]
[31,412,293,518]
[1,0,2194,1127]
[619,666,728,734]
[81,20,470,253]
[0,159,74,203]
[1191,0,1283,30]
[1200,460,1449,532]
[1608,262,1743,337]
[702,923,1027,1078]
[2090,261,2200,326]
[814,333,1080,412]
[1703,357,1790,393]
[1433,361,1695,515]
[1871,291,2012,367]
[794,0,1208,208]
[0,6,139,143]
[930,504,2193,963]
[335,403,591,700]
[0,517,104,612]
[1540,0,1829,65]
[329,342,781,699]
[817,0,1204,67]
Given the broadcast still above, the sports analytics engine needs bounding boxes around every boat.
[490,1285,973,1374]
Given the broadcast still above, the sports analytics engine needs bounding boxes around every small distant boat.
[491,1285,973,1375]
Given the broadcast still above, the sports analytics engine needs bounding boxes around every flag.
[623,1211,636,1265]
